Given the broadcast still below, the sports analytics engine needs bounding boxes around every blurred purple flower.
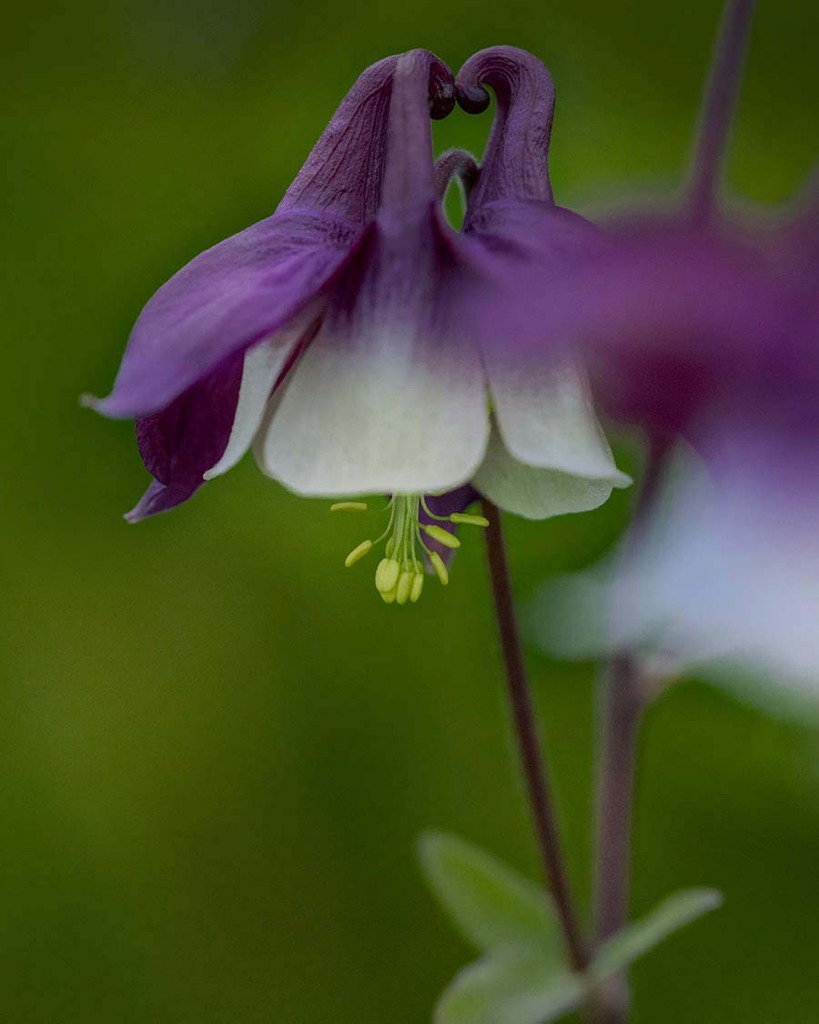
[484,210,808,444]
[88,47,628,602]
[524,0,819,695]
[445,2,819,691]
[621,190,819,693]
[530,191,819,694]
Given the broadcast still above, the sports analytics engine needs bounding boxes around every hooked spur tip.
[456,81,491,115]
[433,148,480,200]
[428,63,456,119]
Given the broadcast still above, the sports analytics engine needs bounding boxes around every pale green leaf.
[435,954,585,1024]
[421,836,721,1024]
[591,888,722,980]
[418,832,562,955]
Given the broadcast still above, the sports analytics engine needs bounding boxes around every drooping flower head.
[88,47,629,604]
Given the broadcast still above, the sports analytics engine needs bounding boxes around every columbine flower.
[87,47,627,604]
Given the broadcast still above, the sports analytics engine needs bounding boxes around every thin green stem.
[481,499,590,973]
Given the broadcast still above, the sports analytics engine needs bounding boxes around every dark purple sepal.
[126,353,243,521]
[90,211,356,419]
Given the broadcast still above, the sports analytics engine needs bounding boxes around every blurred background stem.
[589,437,668,1023]
[688,0,757,222]
[590,654,652,1023]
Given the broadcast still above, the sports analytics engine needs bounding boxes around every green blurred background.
[2,0,818,1020]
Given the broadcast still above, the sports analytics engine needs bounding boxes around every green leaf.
[418,832,562,955]
[420,835,721,1024]
[435,954,585,1024]
[591,888,723,980]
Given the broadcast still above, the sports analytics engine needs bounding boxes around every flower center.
[330,494,489,605]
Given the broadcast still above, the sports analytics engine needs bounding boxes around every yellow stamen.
[344,539,373,567]
[375,557,400,594]
[450,512,489,527]
[429,551,449,586]
[331,493,487,602]
[423,524,461,549]
[396,571,414,605]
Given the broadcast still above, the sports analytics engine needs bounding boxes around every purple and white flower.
[88,48,628,602]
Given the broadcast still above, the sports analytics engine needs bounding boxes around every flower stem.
[481,499,590,973]
[688,0,756,223]
[589,654,650,1023]
[594,655,650,943]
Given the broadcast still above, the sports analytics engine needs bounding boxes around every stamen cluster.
[332,495,489,605]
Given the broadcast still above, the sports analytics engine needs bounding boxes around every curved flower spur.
[87,47,628,604]
[447,47,630,519]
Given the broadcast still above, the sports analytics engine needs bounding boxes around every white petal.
[612,448,819,696]
[484,352,629,485]
[473,422,619,520]
[203,323,307,480]
[256,324,489,496]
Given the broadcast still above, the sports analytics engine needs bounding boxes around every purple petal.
[576,218,816,440]
[278,56,398,223]
[90,211,356,419]
[280,51,453,223]
[126,353,243,521]
[463,199,602,276]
